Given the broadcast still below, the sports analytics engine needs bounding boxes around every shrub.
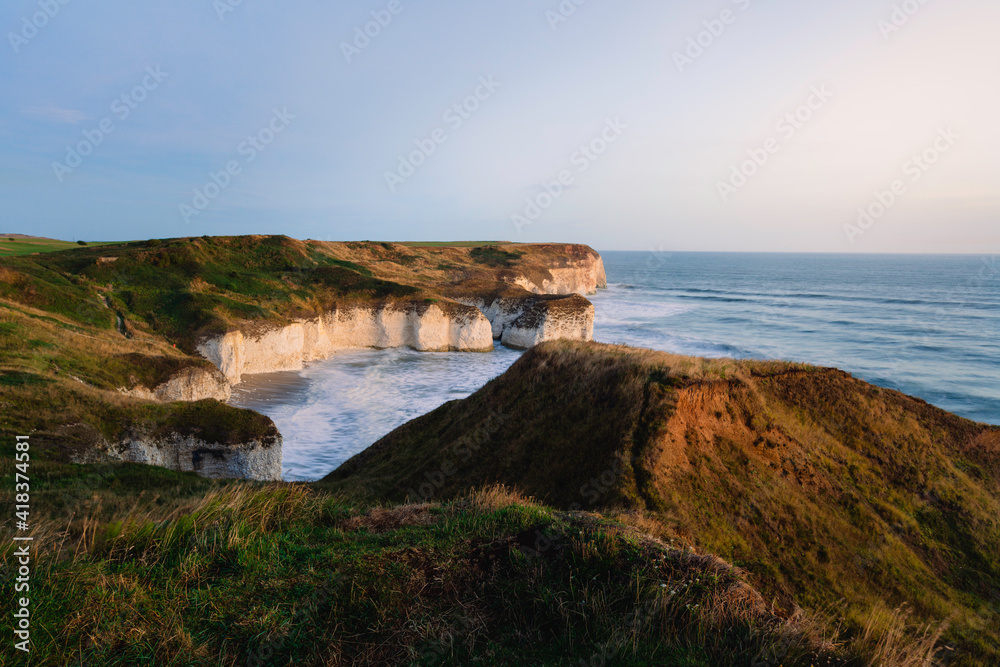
[470,246,523,268]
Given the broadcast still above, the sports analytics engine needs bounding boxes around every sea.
[230,252,1000,481]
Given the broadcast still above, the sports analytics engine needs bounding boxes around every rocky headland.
[0,236,605,480]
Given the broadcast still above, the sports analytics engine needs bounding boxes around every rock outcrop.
[510,245,607,296]
[198,302,494,384]
[444,244,606,347]
[455,292,595,350]
[499,295,595,349]
[67,414,283,482]
[121,366,232,402]
[112,433,282,481]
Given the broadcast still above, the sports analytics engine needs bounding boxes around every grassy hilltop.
[323,341,1000,664]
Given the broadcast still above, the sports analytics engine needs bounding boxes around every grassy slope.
[0,235,424,352]
[322,340,1000,665]
[398,241,509,247]
[1,474,870,666]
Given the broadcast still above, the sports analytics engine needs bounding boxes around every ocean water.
[230,347,522,481]
[231,252,1000,481]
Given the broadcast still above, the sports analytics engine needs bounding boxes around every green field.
[398,241,511,247]
[0,236,128,257]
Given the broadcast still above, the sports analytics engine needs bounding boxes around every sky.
[1,0,998,253]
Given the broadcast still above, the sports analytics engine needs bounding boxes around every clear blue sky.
[2,0,997,252]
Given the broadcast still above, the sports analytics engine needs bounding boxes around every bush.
[470,246,524,268]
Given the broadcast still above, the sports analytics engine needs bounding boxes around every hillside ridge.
[323,340,1000,663]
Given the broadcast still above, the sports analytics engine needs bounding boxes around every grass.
[1,477,891,666]
[322,340,1000,665]
[0,236,127,257]
[469,246,525,268]
[0,235,428,353]
[399,241,512,248]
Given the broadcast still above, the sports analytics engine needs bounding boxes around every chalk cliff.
[499,295,595,349]
[455,244,606,344]
[193,244,609,385]
[509,247,608,296]
[122,366,232,402]
[197,302,494,384]
[65,407,283,482]
[111,433,282,482]
[454,292,595,349]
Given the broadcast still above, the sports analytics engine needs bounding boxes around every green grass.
[0,236,127,257]
[0,478,853,666]
[399,241,512,248]
[469,246,525,268]
[0,235,424,352]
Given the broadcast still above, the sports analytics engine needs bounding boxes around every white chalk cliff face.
[451,252,606,349]
[513,253,608,296]
[122,366,232,403]
[113,434,281,481]
[454,294,595,350]
[500,297,595,350]
[73,426,282,482]
[195,253,609,385]
[198,302,494,385]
